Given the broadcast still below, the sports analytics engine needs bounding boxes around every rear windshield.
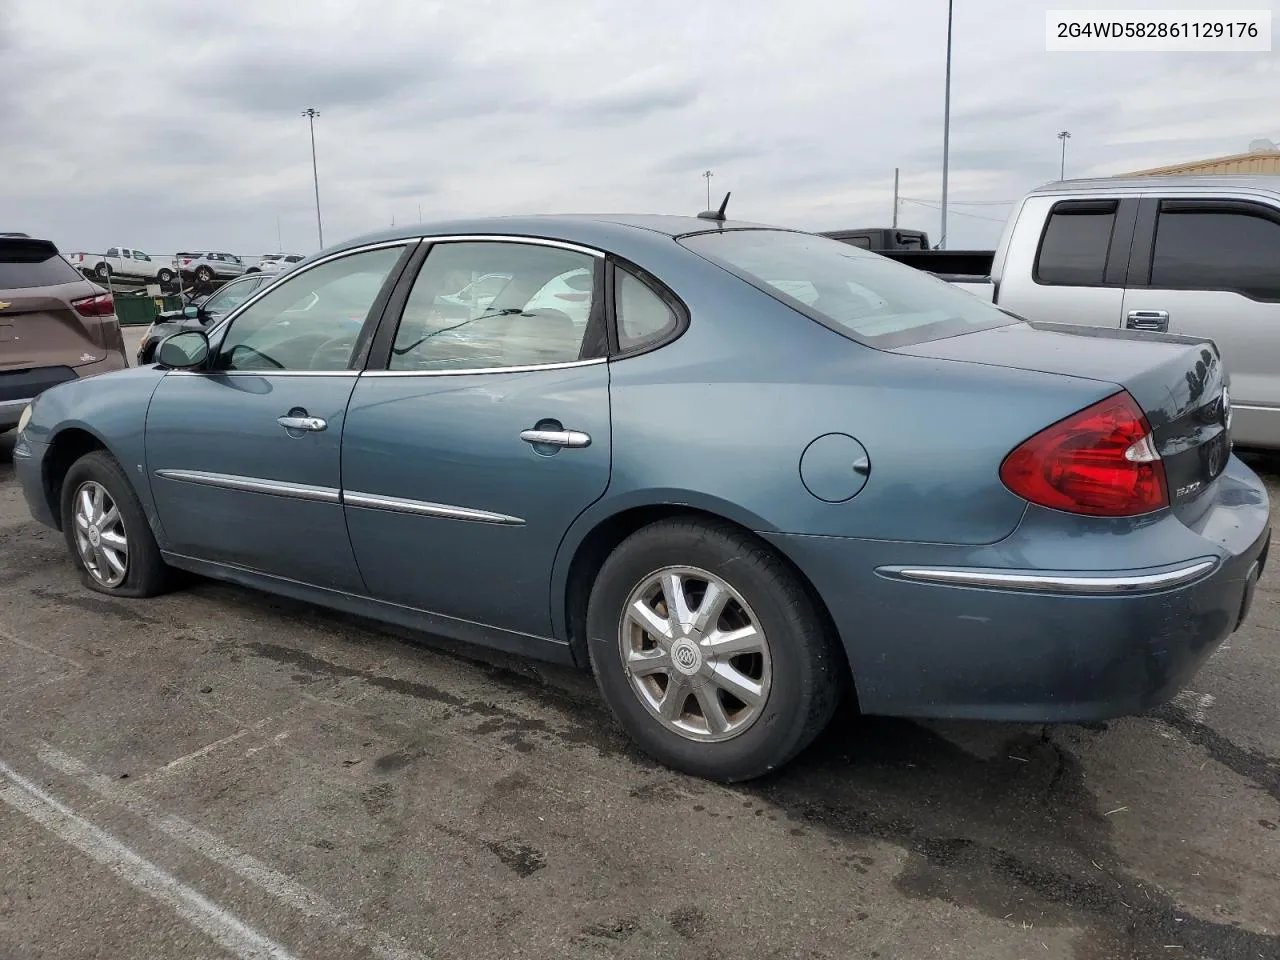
[679,229,1015,349]
[0,241,84,289]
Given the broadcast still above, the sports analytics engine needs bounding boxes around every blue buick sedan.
[13,214,1270,781]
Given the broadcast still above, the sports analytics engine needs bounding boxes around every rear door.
[341,238,612,639]
[1122,197,1280,446]
[994,196,1137,328]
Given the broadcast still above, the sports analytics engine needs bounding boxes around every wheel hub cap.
[619,565,772,743]
[87,525,101,546]
[71,480,129,589]
[670,638,703,676]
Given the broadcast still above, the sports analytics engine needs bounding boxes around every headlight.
[16,403,32,434]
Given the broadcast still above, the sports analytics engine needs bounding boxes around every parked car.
[70,247,176,284]
[837,176,1280,449]
[247,253,305,276]
[13,214,1269,782]
[1,234,128,431]
[135,273,275,365]
[177,251,248,285]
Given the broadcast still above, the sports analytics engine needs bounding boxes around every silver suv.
[177,251,248,284]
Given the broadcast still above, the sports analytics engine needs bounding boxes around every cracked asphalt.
[1,347,1277,959]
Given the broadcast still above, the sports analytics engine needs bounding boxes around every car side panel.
[18,365,169,535]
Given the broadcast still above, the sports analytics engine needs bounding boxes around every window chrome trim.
[412,234,605,258]
[877,558,1218,594]
[343,491,524,525]
[154,469,340,504]
[165,369,361,378]
[363,356,607,378]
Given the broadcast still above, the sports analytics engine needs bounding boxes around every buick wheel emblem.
[670,639,702,676]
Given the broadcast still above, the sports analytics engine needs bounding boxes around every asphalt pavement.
[0,358,1277,959]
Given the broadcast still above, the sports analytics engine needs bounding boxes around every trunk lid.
[894,321,1231,518]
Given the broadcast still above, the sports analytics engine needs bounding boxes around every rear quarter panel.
[550,249,1119,634]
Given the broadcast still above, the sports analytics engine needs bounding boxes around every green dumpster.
[113,296,160,326]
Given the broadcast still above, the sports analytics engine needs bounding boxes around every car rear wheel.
[60,451,172,598]
[587,518,843,782]
[94,263,110,280]
[195,266,213,283]
[157,268,174,283]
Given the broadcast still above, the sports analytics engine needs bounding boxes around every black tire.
[195,266,213,283]
[94,263,110,280]
[157,268,174,284]
[60,450,173,598]
[587,518,843,782]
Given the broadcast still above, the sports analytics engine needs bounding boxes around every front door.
[1122,197,1280,443]
[145,243,414,591]
[342,238,611,638]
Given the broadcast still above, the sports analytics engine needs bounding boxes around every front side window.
[202,276,266,316]
[214,246,405,372]
[388,241,597,372]
[680,229,1014,349]
[1034,201,1117,286]
[134,251,149,260]
[1151,204,1280,301]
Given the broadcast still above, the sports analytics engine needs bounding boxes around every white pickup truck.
[834,175,1280,450]
[70,247,176,284]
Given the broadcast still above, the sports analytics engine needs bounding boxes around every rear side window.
[1034,201,1117,286]
[615,268,679,351]
[0,241,84,288]
[1151,204,1280,301]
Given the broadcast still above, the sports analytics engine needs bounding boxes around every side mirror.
[182,305,201,319]
[156,330,210,370]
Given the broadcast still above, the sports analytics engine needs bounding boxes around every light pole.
[1058,130,1072,180]
[302,107,323,249]
[702,169,713,209]
[940,0,953,250]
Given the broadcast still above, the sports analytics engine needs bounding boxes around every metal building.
[1119,142,1280,177]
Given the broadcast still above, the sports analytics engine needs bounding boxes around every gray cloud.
[2,0,1276,256]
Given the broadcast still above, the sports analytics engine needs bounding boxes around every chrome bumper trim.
[879,558,1219,594]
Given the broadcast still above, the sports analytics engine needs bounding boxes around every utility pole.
[1058,130,1072,180]
[702,169,713,209]
[892,167,900,228]
[940,0,954,250]
[302,107,323,249]
[276,215,282,253]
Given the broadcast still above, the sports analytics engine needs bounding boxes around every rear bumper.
[766,455,1271,723]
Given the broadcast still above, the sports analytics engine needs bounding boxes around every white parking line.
[0,624,84,670]
[37,745,429,960]
[0,758,299,960]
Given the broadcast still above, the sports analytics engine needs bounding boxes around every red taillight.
[999,391,1168,517]
[181,258,192,266]
[72,293,115,317]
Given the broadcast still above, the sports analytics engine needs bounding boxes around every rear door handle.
[1126,309,1170,333]
[277,415,327,432]
[520,428,591,448]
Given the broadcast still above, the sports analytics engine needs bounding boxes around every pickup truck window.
[680,229,1015,349]
[133,251,149,261]
[1151,203,1280,302]
[106,247,119,257]
[1034,201,1117,287]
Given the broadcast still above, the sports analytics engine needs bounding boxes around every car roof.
[321,213,794,259]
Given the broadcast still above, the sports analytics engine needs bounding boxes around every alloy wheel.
[618,565,772,742]
[72,481,129,588]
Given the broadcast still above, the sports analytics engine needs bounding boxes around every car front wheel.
[587,518,843,782]
[60,451,172,598]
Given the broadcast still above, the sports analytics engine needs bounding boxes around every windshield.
[679,229,1014,349]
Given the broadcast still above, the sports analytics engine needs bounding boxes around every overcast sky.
[1,0,1276,256]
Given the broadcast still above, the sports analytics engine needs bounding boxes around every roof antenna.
[697,191,731,222]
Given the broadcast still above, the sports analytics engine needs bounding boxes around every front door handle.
[1126,309,1170,333]
[277,415,327,432]
[520,428,591,448]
